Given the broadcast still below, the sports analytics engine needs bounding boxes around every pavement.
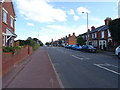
[2,47,62,88]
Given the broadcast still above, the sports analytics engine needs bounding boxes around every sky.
[13,0,119,44]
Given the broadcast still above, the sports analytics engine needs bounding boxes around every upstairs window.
[10,16,14,28]
[92,33,97,38]
[3,10,7,23]
[101,31,104,38]
[108,30,111,37]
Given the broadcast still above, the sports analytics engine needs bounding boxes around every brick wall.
[2,46,32,75]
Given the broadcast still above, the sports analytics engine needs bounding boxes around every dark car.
[71,45,82,50]
[82,45,96,53]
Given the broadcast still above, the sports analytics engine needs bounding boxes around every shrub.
[32,44,40,51]
[3,46,21,53]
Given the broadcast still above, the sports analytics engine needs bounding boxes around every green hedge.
[3,46,21,53]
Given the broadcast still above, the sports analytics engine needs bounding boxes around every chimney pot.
[91,26,95,30]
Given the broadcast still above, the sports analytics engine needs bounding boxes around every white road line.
[47,53,64,88]
[98,63,118,68]
[71,55,84,60]
[94,64,120,75]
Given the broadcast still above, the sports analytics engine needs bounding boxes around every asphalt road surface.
[44,46,120,88]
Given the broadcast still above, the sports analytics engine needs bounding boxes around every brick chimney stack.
[66,36,67,38]
[73,33,75,36]
[91,26,95,30]
[69,34,71,37]
[88,29,90,32]
[104,17,112,25]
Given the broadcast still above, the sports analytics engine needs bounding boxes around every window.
[3,10,7,23]
[10,16,14,27]
[92,33,97,38]
[108,30,111,37]
[92,34,94,38]
[95,33,97,38]
[101,31,104,38]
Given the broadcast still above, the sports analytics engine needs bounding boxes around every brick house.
[67,33,76,45]
[80,17,117,51]
[53,33,77,46]
[1,0,17,46]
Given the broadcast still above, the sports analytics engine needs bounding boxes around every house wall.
[68,33,76,45]
[0,2,2,77]
[2,0,16,46]
[2,1,15,33]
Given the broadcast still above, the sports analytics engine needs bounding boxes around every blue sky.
[14,0,119,44]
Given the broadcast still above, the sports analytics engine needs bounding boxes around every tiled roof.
[90,25,108,33]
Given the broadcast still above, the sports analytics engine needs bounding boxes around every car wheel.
[118,53,120,59]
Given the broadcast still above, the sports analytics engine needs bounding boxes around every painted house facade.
[80,17,117,51]
[1,0,17,46]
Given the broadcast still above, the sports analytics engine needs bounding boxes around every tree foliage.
[45,42,50,46]
[58,40,62,45]
[77,35,86,45]
[109,18,120,44]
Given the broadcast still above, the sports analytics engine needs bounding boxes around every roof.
[90,25,108,33]
[6,27,17,37]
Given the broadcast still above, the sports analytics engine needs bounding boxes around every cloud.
[68,9,75,15]
[77,7,90,15]
[73,15,80,21]
[27,23,34,26]
[15,0,67,23]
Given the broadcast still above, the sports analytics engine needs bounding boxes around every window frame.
[2,8,8,24]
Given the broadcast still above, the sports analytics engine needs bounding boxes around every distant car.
[115,45,120,59]
[71,45,82,50]
[65,45,72,49]
[82,45,96,53]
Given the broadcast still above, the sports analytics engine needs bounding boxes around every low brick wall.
[2,46,32,75]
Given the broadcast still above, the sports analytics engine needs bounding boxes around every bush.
[32,44,40,51]
[3,46,21,53]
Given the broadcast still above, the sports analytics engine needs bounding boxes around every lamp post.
[82,12,89,45]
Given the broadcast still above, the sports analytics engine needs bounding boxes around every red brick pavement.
[3,48,62,88]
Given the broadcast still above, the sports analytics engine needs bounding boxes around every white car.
[115,45,120,59]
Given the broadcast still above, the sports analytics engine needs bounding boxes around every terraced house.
[80,17,118,51]
[1,0,17,46]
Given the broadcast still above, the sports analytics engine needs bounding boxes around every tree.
[58,40,62,46]
[45,42,50,46]
[77,35,86,45]
[109,18,120,44]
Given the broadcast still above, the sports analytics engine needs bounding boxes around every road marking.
[71,55,84,60]
[94,64,120,75]
[47,53,64,88]
[98,63,118,68]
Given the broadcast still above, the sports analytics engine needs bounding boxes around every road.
[45,46,120,88]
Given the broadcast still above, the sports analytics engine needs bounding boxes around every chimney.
[88,29,90,32]
[91,26,95,30]
[66,36,67,38]
[104,17,112,25]
[69,34,71,37]
[73,32,75,36]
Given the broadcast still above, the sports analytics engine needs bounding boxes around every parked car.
[115,45,120,59]
[81,45,96,53]
[71,45,82,50]
[65,45,72,49]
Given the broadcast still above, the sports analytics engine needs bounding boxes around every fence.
[2,45,32,75]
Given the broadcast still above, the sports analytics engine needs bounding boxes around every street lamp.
[82,12,89,45]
